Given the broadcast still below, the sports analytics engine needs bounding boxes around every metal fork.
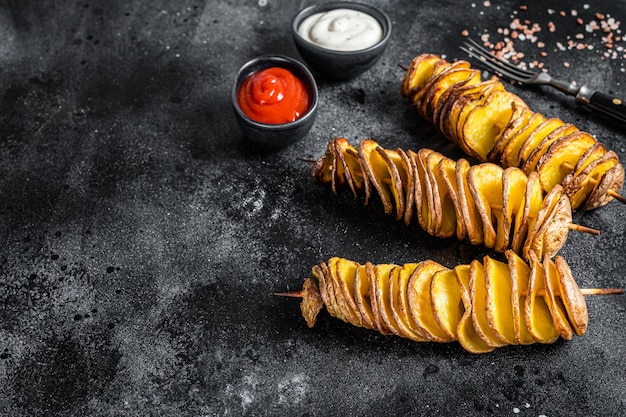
[460,38,626,123]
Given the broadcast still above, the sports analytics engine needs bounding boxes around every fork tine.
[461,38,536,81]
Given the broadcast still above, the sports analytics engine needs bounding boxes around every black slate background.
[1,0,625,416]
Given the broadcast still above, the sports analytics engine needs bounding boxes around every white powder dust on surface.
[223,372,260,412]
[277,373,309,405]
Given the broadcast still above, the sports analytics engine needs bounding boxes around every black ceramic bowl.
[292,2,392,80]
[232,55,318,149]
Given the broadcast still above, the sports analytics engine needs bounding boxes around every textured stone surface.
[0,0,625,416]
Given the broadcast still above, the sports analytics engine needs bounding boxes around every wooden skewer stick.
[274,290,304,298]
[580,288,624,295]
[298,158,316,166]
[566,223,601,235]
[489,204,600,235]
[398,63,409,71]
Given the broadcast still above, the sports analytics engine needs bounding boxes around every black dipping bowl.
[292,2,392,80]
[232,55,319,149]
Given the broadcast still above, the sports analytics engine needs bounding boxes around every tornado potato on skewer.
[276,251,623,354]
[311,137,599,260]
[401,54,625,211]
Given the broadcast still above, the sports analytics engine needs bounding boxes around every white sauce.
[298,8,384,52]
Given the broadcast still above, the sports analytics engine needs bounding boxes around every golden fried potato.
[522,124,579,174]
[468,163,504,249]
[517,118,565,168]
[488,101,533,163]
[353,263,376,329]
[543,255,575,340]
[470,259,508,347]
[525,252,560,343]
[454,264,496,353]
[484,256,517,344]
[390,264,430,341]
[461,89,528,161]
[431,268,464,340]
[555,256,588,336]
[536,132,597,193]
[407,260,453,342]
[501,112,547,168]
[455,158,485,245]
[505,250,535,344]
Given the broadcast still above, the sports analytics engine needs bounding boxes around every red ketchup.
[237,67,310,124]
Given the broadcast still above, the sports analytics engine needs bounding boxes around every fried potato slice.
[461,89,527,161]
[536,131,597,193]
[426,150,457,238]
[407,260,453,343]
[333,138,369,198]
[313,262,338,319]
[564,150,619,209]
[454,264,495,353]
[517,118,566,169]
[453,81,505,147]
[430,268,464,340]
[413,149,438,235]
[358,139,396,216]
[535,188,572,258]
[469,259,508,347]
[437,77,500,143]
[401,54,448,105]
[376,146,406,221]
[456,158,484,245]
[523,185,571,260]
[396,148,415,226]
[353,263,376,329]
[522,124,579,174]
[468,163,504,249]
[439,156,467,240]
[331,257,362,326]
[488,101,533,163]
[525,252,559,343]
[433,72,483,130]
[515,172,544,253]
[374,265,403,336]
[484,256,517,344]
[502,168,528,254]
[501,112,547,168]
[366,262,393,335]
[543,255,575,340]
[398,263,433,341]
[420,63,476,119]
[390,264,430,341]
[555,256,588,336]
[565,142,607,181]
[505,250,535,344]
[584,157,625,210]
[326,259,359,326]
[300,277,324,328]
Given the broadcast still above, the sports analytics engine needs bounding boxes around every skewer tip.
[568,223,601,236]
[274,290,304,298]
[581,287,624,296]
[297,158,316,166]
[398,63,409,71]
[608,189,626,204]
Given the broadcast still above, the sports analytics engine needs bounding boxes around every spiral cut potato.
[312,137,575,260]
[293,250,587,353]
[401,54,625,211]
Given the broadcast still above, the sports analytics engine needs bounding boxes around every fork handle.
[576,86,626,123]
